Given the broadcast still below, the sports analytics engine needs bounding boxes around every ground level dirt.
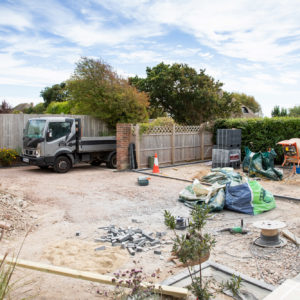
[0,163,299,299]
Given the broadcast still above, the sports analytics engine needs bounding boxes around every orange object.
[152,153,160,173]
[277,140,300,174]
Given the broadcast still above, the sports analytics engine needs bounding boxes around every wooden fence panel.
[139,134,172,166]
[134,125,213,168]
[175,133,201,162]
[204,132,213,159]
[0,114,108,150]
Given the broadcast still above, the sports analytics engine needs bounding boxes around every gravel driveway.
[0,163,299,299]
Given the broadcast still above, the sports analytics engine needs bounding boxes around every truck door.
[45,120,75,157]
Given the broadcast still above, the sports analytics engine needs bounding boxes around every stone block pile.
[95,225,170,256]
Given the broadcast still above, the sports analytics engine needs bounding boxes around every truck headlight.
[35,144,41,157]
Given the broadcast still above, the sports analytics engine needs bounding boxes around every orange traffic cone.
[152,153,160,173]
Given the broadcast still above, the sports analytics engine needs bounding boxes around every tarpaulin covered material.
[201,167,246,185]
[225,180,276,215]
[243,147,283,181]
[178,168,276,215]
[178,179,225,212]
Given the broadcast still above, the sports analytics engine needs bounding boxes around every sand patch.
[43,239,129,274]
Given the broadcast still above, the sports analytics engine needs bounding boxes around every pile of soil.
[43,239,129,274]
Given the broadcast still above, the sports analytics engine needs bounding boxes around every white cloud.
[0,6,32,30]
[0,53,72,87]
[1,34,82,62]
[109,50,162,64]
[96,0,300,64]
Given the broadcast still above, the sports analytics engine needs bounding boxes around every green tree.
[231,92,261,114]
[67,57,149,128]
[214,91,242,119]
[130,62,240,124]
[40,82,68,107]
[289,105,300,117]
[271,105,287,117]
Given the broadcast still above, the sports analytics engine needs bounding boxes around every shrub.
[45,101,73,114]
[164,205,216,299]
[0,148,18,166]
[213,117,300,162]
[24,102,46,114]
[139,117,175,134]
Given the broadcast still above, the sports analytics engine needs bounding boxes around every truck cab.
[21,117,116,173]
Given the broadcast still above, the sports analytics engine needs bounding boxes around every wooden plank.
[0,255,188,298]
[282,229,300,246]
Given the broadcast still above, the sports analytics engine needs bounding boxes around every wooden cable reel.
[253,220,287,248]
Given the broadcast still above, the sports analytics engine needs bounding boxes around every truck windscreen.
[24,119,46,138]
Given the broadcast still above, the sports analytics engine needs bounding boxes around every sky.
[1,0,300,116]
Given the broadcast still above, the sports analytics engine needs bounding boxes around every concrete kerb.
[161,260,275,292]
[274,194,300,202]
[132,169,194,184]
[137,159,212,171]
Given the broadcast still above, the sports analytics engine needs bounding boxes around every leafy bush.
[45,101,73,114]
[213,117,300,162]
[0,148,18,166]
[139,117,175,134]
[24,102,46,114]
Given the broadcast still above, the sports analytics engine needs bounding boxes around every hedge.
[213,117,300,163]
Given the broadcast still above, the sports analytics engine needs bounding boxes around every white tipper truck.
[21,117,116,173]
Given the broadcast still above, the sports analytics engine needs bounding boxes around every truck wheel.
[106,153,117,169]
[54,156,71,173]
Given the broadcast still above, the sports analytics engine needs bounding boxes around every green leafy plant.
[164,204,216,300]
[220,275,243,297]
[24,102,46,114]
[289,105,300,117]
[0,253,14,299]
[45,101,73,114]
[271,106,287,117]
[40,82,69,107]
[0,148,18,166]
[0,230,30,299]
[139,117,175,135]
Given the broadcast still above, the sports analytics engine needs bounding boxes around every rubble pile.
[0,191,32,237]
[95,224,170,256]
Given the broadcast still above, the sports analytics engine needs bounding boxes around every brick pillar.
[116,123,132,170]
